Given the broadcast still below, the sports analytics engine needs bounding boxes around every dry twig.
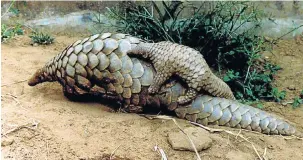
[1,93,27,110]
[154,145,168,160]
[3,120,39,136]
[262,147,268,160]
[190,121,263,160]
[110,145,122,160]
[143,115,202,160]
[46,140,50,160]
[277,134,303,140]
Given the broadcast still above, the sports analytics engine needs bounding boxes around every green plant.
[267,88,286,102]
[29,31,55,45]
[1,24,24,42]
[292,97,303,109]
[103,1,286,102]
[223,70,240,82]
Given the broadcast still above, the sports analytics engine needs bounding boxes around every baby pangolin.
[127,41,235,104]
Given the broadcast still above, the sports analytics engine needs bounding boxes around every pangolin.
[127,41,235,104]
[28,33,300,136]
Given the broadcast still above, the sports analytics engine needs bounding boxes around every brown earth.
[1,34,303,160]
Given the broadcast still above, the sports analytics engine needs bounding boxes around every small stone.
[1,138,14,147]
[167,127,212,152]
[261,51,272,59]
[264,36,273,42]
[287,85,296,90]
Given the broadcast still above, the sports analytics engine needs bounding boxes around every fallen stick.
[154,145,168,160]
[1,93,27,110]
[3,120,39,136]
[190,121,263,160]
[142,115,202,160]
[110,145,122,160]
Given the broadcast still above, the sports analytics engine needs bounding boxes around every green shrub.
[292,97,303,109]
[29,31,54,45]
[1,24,24,42]
[103,1,287,103]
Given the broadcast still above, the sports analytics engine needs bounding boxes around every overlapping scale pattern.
[174,92,296,135]
[31,33,299,136]
[40,33,151,111]
[127,41,236,104]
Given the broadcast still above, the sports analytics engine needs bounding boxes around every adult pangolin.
[28,33,300,136]
[127,41,235,104]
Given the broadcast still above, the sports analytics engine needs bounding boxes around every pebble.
[287,85,296,90]
[167,127,212,152]
[1,138,14,147]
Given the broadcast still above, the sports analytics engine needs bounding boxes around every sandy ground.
[1,34,303,160]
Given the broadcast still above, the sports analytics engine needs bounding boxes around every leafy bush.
[292,97,303,108]
[103,1,286,103]
[292,90,303,108]
[1,24,24,42]
[29,31,55,45]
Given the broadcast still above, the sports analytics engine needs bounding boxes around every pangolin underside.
[28,33,299,136]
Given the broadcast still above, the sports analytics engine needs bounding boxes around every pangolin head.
[28,68,47,86]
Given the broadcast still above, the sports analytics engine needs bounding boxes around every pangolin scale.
[127,41,235,104]
[28,33,300,136]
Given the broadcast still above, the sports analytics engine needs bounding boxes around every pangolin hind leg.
[177,88,197,104]
[148,71,169,94]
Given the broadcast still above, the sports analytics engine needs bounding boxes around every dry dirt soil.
[1,34,303,160]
